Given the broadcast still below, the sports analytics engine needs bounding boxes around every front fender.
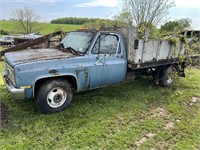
[33,73,78,98]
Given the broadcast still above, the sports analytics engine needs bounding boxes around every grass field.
[0,20,82,34]
[0,20,200,149]
[0,60,200,149]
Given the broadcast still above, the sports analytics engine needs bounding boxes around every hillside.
[0,20,82,35]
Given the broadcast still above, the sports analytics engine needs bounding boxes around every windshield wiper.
[58,43,64,50]
[61,46,84,56]
[66,47,77,54]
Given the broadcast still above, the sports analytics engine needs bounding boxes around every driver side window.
[92,34,120,54]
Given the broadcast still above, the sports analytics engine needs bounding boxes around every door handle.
[95,55,105,66]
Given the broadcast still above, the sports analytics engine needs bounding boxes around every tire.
[152,66,164,85]
[159,66,177,87]
[35,79,73,114]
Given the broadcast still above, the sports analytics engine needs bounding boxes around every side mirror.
[134,39,139,49]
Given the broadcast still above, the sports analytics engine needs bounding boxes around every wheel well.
[153,64,175,81]
[34,76,77,97]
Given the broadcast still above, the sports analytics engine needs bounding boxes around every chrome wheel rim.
[166,77,173,84]
[47,87,67,108]
[166,67,176,84]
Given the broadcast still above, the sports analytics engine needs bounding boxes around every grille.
[6,63,15,86]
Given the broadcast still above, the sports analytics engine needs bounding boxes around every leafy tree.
[13,6,40,34]
[160,21,179,32]
[137,22,161,39]
[161,18,191,33]
[115,0,174,27]
[113,0,133,27]
[176,18,192,31]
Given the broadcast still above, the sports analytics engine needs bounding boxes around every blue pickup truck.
[2,28,190,114]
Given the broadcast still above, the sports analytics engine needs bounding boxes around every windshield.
[61,31,94,53]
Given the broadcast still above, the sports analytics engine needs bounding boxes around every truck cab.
[3,30,127,114]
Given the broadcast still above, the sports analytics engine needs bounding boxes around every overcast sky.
[0,0,199,29]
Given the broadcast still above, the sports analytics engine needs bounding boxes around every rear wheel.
[159,66,177,87]
[152,66,164,85]
[36,79,73,114]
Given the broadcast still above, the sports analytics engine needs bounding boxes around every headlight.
[2,69,9,77]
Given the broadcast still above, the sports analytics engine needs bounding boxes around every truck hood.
[5,49,76,67]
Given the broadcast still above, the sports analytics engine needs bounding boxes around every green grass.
[0,60,200,149]
[0,20,82,34]
[0,46,5,51]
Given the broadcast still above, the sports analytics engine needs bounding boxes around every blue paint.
[4,31,127,99]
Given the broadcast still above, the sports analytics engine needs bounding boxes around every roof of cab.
[75,28,119,34]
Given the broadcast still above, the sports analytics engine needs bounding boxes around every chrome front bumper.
[3,70,25,100]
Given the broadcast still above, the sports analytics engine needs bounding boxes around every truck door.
[89,33,127,89]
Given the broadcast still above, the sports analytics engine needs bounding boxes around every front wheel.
[36,79,73,114]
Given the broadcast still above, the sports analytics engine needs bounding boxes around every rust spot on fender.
[75,67,89,89]
[49,69,59,75]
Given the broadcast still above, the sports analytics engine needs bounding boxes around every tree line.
[50,17,115,25]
